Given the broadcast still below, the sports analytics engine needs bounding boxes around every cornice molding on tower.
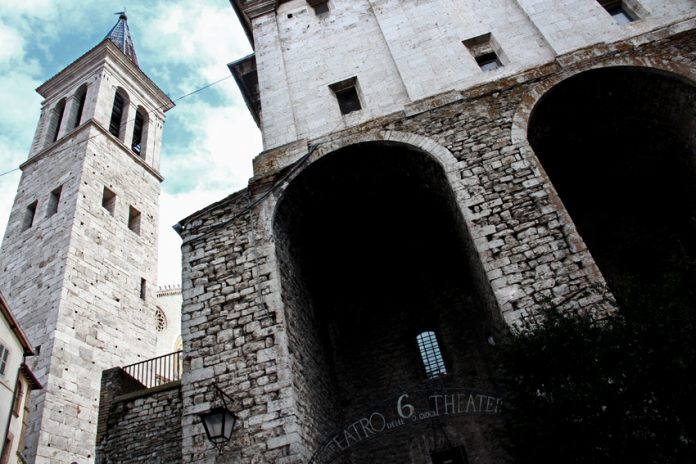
[36,40,174,115]
[20,120,165,183]
[230,0,294,47]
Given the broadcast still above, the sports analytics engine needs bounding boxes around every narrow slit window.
[598,1,637,24]
[416,331,447,378]
[102,187,116,216]
[47,185,62,217]
[131,107,147,156]
[140,278,147,300]
[49,99,67,143]
[329,77,362,115]
[23,201,38,231]
[109,90,127,139]
[128,206,141,235]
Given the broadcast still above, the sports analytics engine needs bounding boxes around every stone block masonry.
[176,22,696,463]
[0,33,172,461]
[96,369,182,464]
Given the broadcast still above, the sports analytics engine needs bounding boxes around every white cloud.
[132,1,252,97]
[0,0,262,288]
[0,24,26,64]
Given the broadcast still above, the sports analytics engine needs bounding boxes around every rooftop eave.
[0,291,35,355]
[20,364,43,390]
[230,0,293,48]
[228,54,260,127]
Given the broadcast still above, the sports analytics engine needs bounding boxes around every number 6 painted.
[397,394,414,419]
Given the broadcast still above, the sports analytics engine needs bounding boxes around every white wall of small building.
[155,286,183,356]
[0,314,27,461]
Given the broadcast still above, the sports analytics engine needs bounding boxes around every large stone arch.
[271,134,508,464]
[520,65,696,308]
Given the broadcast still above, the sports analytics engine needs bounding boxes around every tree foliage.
[498,266,696,464]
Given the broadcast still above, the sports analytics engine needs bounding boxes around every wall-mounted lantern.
[198,384,238,455]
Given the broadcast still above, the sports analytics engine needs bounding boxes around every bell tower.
[0,15,173,462]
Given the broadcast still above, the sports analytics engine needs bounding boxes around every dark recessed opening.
[102,187,116,216]
[23,201,38,231]
[274,143,506,463]
[313,3,329,15]
[47,186,62,217]
[109,90,127,139]
[128,206,141,235]
[475,52,501,71]
[599,0,636,23]
[335,87,361,114]
[131,107,147,156]
[528,67,695,307]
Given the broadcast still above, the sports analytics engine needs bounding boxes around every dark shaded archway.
[528,67,696,302]
[273,143,507,464]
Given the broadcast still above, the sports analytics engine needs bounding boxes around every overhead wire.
[0,74,233,180]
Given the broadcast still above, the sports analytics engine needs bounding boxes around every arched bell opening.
[528,66,696,306]
[273,142,507,464]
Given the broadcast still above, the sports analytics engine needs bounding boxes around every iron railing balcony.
[122,350,182,389]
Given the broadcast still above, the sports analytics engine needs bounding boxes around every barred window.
[416,331,447,379]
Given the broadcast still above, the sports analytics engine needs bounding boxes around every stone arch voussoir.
[272,130,473,232]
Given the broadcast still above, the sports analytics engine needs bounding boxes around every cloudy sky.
[0,0,262,286]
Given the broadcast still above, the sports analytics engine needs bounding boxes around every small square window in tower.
[463,33,504,72]
[102,187,116,216]
[47,185,62,217]
[308,0,330,15]
[598,0,638,24]
[432,446,469,464]
[416,331,447,379]
[128,206,141,235]
[330,77,362,115]
[22,201,38,231]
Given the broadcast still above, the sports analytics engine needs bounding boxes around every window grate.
[416,331,447,379]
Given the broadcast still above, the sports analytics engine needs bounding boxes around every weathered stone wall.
[97,381,182,463]
[179,189,302,463]
[178,23,695,463]
[273,183,342,457]
[96,368,148,446]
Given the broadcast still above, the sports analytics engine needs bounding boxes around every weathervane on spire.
[106,8,138,66]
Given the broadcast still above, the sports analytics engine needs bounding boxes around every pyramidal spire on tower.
[106,11,138,65]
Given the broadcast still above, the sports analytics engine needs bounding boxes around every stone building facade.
[172,1,695,463]
[156,285,184,356]
[0,16,174,462]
